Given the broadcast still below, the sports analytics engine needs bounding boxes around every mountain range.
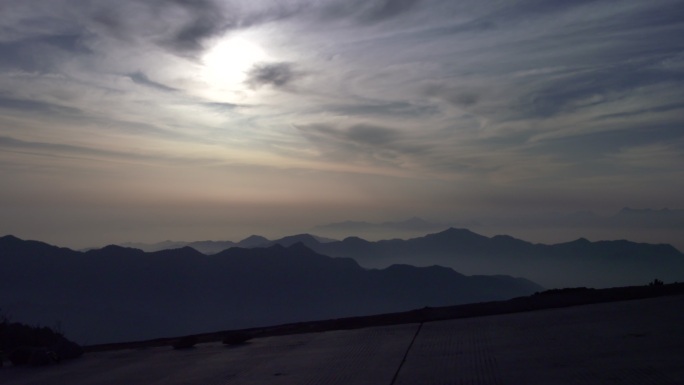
[0,235,541,345]
[309,210,684,250]
[118,234,336,254]
[279,229,684,289]
[116,228,684,289]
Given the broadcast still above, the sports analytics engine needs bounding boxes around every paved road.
[396,295,684,384]
[2,295,683,384]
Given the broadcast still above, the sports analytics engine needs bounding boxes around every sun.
[201,36,268,95]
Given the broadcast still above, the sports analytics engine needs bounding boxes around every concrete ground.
[2,295,683,385]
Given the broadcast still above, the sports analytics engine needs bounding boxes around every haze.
[1,0,683,249]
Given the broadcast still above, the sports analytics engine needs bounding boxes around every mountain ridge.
[6,226,682,289]
[0,235,541,345]
[308,228,683,288]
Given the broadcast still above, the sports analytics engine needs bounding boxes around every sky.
[1,0,683,249]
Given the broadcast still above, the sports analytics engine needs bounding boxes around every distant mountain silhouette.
[116,226,684,288]
[298,228,684,289]
[235,235,270,248]
[116,234,340,254]
[119,239,238,254]
[0,235,541,345]
[256,234,338,248]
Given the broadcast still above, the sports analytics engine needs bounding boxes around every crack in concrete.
[390,322,423,385]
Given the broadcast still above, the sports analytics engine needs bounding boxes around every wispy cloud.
[246,62,299,89]
[0,94,81,115]
[0,34,91,73]
[127,71,178,92]
[320,0,420,23]
[0,135,219,166]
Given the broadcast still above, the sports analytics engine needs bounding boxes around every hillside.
[0,235,541,345]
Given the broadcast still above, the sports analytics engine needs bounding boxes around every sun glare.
[201,36,268,95]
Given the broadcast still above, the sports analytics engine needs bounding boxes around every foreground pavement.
[2,295,683,384]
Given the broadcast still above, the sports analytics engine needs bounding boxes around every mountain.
[117,234,279,253]
[119,240,190,252]
[312,217,465,240]
[298,228,684,289]
[0,235,541,345]
[311,209,684,249]
[235,235,270,248]
[262,233,341,248]
[117,234,339,254]
[114,225,684,289]
[119,239,237,254]
[116,234,340,254]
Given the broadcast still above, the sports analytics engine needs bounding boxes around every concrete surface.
[2,295,683,384]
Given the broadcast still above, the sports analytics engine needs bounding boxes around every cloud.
[320,0,420,24]
[358,0,421,22]
[86,0,303,57]
[297,123,400,149]
[295,122,432,170]
[512,64,684,120]
[158,0,227,54]
[127,71,178,92]
[0,34,91,72]
[83,0,231,55]
[328,101,437,117]
[246,62,298,89]
[203,102,241,111]
[593,103,684,122]
[0,135,142,162]
[346,124,399,146]
[397,1,684,148]
[423,84,480,108]
[0,94,81,116]
[0,134,220,166]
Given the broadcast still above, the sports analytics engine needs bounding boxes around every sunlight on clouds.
[200,35,269,101]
